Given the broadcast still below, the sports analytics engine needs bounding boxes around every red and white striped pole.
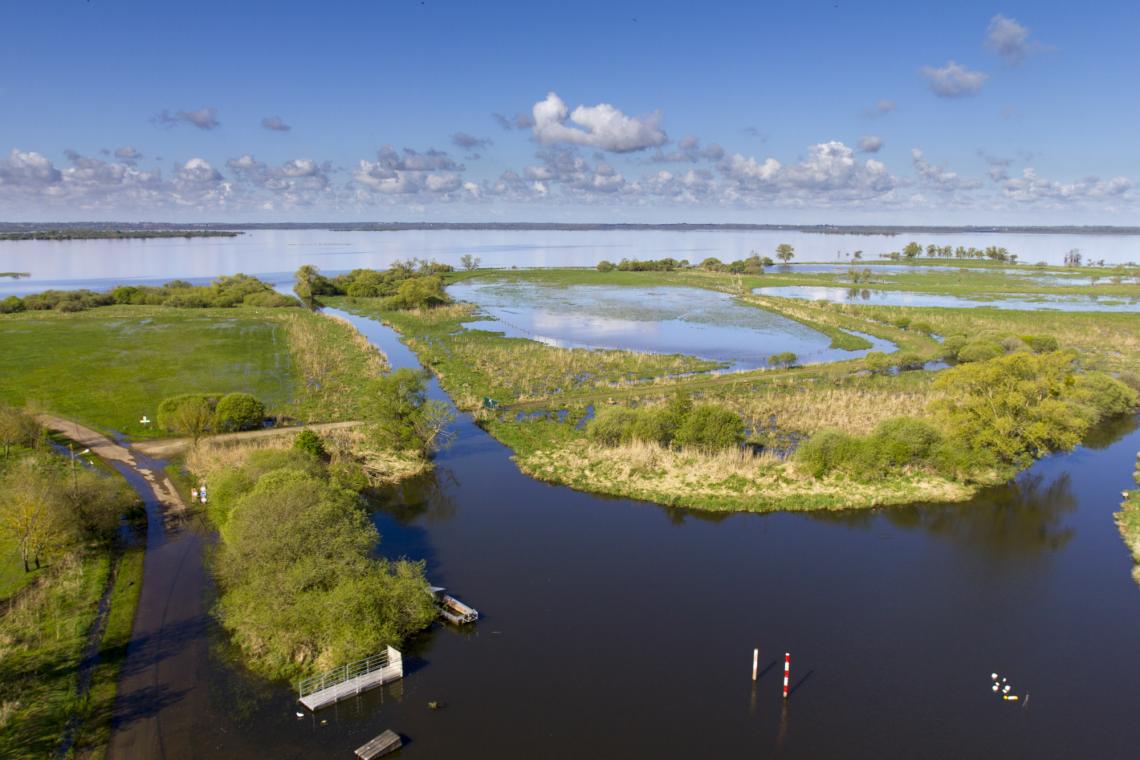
[782,653,790,699]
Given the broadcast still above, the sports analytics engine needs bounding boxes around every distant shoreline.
[2,222,1140,236]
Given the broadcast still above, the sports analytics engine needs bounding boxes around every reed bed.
[282,311,388,420]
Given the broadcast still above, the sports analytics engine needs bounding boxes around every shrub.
[864,351,892,374]
[596,260,615,272]
[1071,372,1139,419]
[956,340,1003,364]
[1023,334,1060,353]
[0,296,24,313]
[1001,335,1030,353]
[796,428,860,477]
[586,407,638,445]
[157,394,218,432]
[214,393,266,432]
[863,417,943,473]
[939,335,968,361]
[630,409,675,446]
[294,429,329,460]
[674,405,744,451]
[893,352,926,371]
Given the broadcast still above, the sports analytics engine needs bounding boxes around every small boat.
[430,586,479,625]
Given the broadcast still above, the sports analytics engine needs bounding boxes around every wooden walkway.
[298,646,403,711]
[355,730,402,759]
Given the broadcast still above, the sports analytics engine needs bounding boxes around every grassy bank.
[1117,454,1140,585]
[0,306,388,437]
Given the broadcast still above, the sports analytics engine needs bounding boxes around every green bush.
[674,405,744,451]
[864,351,892,374]
[956,340,1003,364]
[294,429,329,460]
[586,407,638,445]
[863,417,943,473]
[796,428,860,477]
[893,352,926,371]
[214,393,266,432]
[1023,334,1060,353]
[939,335,968,361]
[1072,372,1139,419]
[596,260,615,272]
[156,394,218,432]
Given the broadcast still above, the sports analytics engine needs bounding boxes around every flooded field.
[448,280,891,369]
[755,285,1140,312]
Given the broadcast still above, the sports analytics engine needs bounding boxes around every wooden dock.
[355,730,402,759]
[297,646,403,711]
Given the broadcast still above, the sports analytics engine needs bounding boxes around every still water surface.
[179,307,1140,759]
[756,285,1140,312]
[3,228,1140,296]
[447,280,892,369]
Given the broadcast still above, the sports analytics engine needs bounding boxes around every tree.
[0,405,40,457]
[902,241,923,259]
[775,243,795,263]
[1064,248,1083,267]
[366,369,453,456]
[459,254,481,271]
[0,458,71,571]
[852,250,863,260]
[167,397,215,445]
[294,429,329,460]
[768,351,797,368]
[214,393,266,432]
[390,275,448,310]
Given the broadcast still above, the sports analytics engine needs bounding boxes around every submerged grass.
[1117,453,1140,585]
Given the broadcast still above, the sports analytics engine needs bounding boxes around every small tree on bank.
[775,243,795,263]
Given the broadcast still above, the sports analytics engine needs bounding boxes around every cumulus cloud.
[649,136,724,163]
[261,115,292,131]
[984,15,1043,65]
[858,135,883,153]
[451,131,492,157]
[531,92,667,153]
[717,141,897,205]
[911,149,983,192]
[999,169,1132,205]
[153,106,221,130]
[920,61,987,97]
[0,149,63,188]
[352,146,467,197]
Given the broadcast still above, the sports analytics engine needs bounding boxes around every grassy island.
[1118,454,1140,584]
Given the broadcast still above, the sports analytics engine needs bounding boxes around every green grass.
[0,533,45,600]
[1117,455,1140,585]
[0,553,110,757]
[0,306,297,437]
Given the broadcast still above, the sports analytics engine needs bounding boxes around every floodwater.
[3,228,1140,297]
[447,280,892,369]
[755,285,1140,312]
[168,306,1140,759]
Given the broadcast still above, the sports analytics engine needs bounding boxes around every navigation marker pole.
[782,653,790,699]
[752,649,759,681]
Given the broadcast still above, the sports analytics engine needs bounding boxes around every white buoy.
[752,649,759,681]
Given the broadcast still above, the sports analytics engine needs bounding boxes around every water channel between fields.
[169,306,1140,759]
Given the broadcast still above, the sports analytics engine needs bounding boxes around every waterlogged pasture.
[755,285,1140,312]
[448,280,891,369]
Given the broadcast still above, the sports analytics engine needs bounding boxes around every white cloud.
[911,148,983,192]
[153,106,221,130]
[0,149,62,188]
[352,146,465,197]
[999,168,1132,204]
[531,91,667,153]
[920,61,987,97]
[261,115,292,132]
[858,135,883,153]
[984,15,1043,65]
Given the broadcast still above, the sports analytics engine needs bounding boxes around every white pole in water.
[782,653,790,699]
[752,649,759,681]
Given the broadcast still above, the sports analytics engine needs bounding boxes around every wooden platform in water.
[355,729,402,759]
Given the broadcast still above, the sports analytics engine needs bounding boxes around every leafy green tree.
[214,393,265,432]
[767,351,797,368]
[596,260,615,272]
[931,351,1091,465]
[161,396,216,444]
[0,458,70,571]
[0,405,40,458]
[391,275,448,310]
[366,369,453,455]
[775,243,795,263]
[459,254,481,271]
[674,405,744,451]
[902,241,923,259]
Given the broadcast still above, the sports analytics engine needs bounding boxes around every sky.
[1,0,1138,223]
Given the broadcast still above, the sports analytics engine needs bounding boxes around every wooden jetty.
[297,646,403,711]
[431,586,478,625]
[355,730,402,759]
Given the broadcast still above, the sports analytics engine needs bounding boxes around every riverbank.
[1118,453,1140,584]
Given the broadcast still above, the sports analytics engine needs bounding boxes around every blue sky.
[1,0,1137,222]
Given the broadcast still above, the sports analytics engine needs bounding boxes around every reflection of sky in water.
[755,285,1140,312]
[449,281,893,370]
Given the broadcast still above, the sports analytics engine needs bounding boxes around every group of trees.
[798,350,1137,479]
[587,393,744,453]
[0,274,296,314]
[157,392,267,442]
[882,242,1018,263]
[295,261,451,310]
[208,439,437,679]
[698,254,773,274]
[595,245,793,274]
[364,368,454,457]
[0,406,138,573]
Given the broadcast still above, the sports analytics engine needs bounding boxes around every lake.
[3,228,1140,297]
